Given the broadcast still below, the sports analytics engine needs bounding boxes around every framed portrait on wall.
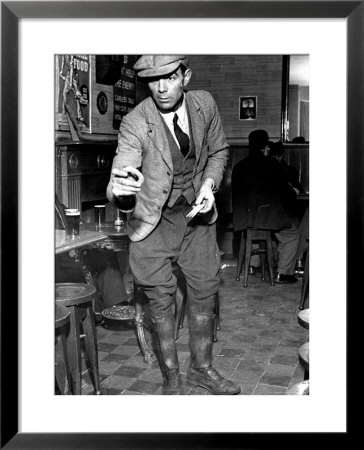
[239,95,257,120]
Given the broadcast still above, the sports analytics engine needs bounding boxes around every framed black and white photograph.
[239,96,257,120]
[1,0,359,448]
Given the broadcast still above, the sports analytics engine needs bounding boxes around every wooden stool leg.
[243,233,252,287]
[55,330,72,394]
[83,304,101,394]
[215,291,220,330]
[134,283,154,364]
[299,249,309,310]
[212,315,218,343]
[67,307,83,395]
[55,336,65,394]
[175,285,186,340]
[259,242,266,281]
[235,231,246,281]
[61,332,72,394]
[212,293,220,342]
[265,233,275,286]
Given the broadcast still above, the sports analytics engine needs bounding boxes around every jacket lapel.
[145,98,173,171]
[185,92,204,163]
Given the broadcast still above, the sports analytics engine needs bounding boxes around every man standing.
[232,129,299,284]
[107,55,240,395]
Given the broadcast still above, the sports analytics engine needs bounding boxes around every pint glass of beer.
[65,209,80,238]
[94,205,106,228]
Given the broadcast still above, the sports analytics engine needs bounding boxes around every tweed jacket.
[107,90,229,242]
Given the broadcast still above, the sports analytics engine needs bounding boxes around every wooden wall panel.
[187,55,283,142]
[289,84,299,139]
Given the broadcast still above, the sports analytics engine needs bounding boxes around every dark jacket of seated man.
[232,149,297,232]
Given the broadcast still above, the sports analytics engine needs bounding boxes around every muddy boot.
[152,311,183,395]
[187,311,241,395]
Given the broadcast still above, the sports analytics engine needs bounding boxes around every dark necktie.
[173,113,190,157]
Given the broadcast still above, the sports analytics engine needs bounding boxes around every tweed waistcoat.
[107,90,229,242]
[161,115,196,208]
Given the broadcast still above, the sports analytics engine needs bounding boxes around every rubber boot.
[187,311,241,395]
[152,311,183,395]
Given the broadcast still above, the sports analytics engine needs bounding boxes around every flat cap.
[133,55,189,78]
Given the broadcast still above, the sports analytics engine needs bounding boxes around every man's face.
[147,67,191,113]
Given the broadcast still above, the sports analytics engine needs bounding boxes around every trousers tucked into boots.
[187,308,241,395]
[152,311,182,395]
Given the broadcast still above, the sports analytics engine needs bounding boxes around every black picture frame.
[1,1,359,448]
[239,96,257,120]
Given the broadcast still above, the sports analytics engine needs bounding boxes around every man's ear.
[183,69,192,88]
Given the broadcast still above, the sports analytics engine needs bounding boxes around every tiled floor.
[81,258,308,395]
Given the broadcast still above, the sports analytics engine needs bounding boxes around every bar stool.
[286,379,309,395]
[55,282,101,395]
[235,228,275,287]
[297,308,309,381]
[55,304,72,395]
[101,282,154,364]
[298,342,309,380]
[298,308,309,330]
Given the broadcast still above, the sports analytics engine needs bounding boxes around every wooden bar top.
[55,229,107,254]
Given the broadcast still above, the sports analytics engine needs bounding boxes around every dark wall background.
[187,55,283,142]
[185,55,309,257]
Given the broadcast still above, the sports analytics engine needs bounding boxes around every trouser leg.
[295,207,309,260]
[177,215,220,315]
[129,197,232,394]
[130,244,181,394]
[274,223,300,275]
[129,202,189,394]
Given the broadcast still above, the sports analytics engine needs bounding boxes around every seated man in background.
[269,140,307,273]
[269,140,304,196]
[232,129,299,284]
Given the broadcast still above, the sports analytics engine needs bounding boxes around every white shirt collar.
[160,95,188,133]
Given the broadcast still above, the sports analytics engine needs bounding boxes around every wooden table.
[80,222,154,364]
[55,229,107,254]
[81,222,129,252]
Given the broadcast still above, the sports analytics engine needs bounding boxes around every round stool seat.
[56,282,96,306]
[55,304,70,328]
[298,342,309,370]
[286,380,309,395]
[298,308,309,330]
[101,305,136,321]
